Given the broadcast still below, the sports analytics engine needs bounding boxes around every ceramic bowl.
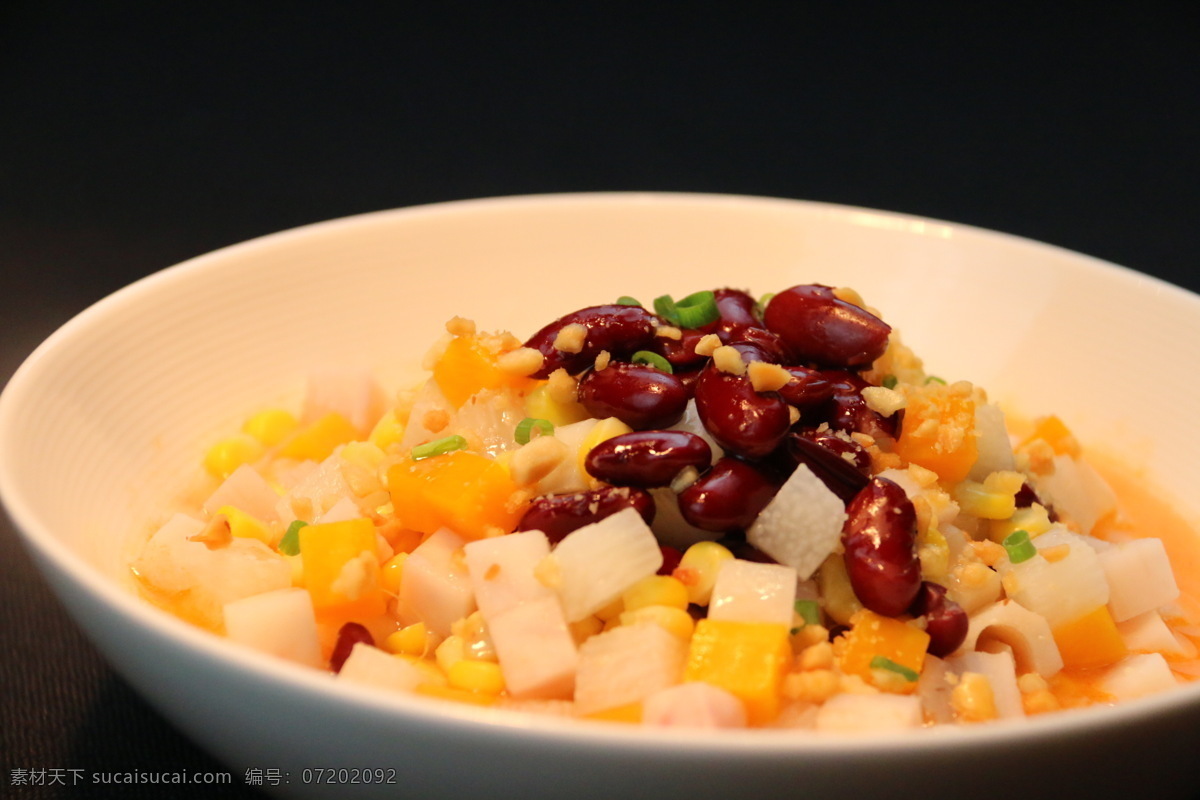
[3,193,1199,799]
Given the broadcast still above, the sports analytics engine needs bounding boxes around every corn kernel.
[384,621,436,656]
[203,434,264,479]
[988,503,1053,544]
[242,408,298,446]
[672,541,734,606]
[368,409,407,452]
[618,605,695,640]
[447,659,506,695]
[954,480,1016,520]
[622,575,689,613]
[379,552,408,596]
[435,634,467,674]
[216,505,274,546]
[951,672,998,722]
[816,554,863,626]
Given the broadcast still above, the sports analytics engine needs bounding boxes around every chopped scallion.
[514,417,554,444]
[755,292,775,319]
[615,295,642,307]
[794,599,822,627]
[881,375,899,389]
[924,375,947,385]
[869,655,919,682]
[673,290,720,328]
[278,520,306,556]
[1003,529,1038,564]
[631,350,674,373]
[653,294,681,325]
[412,434,468,461]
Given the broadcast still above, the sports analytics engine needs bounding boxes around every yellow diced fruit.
[1053,606,1129,670]
[203,434,264,479]
[817,555,863,626]
[447,659,506,695]
[1022,414,1081,457]
[672,541,735,606]
[242,408,298,447]
[619,605,695,640]
[385,621,436,657]
[298,518,385,621]
[837,609,930,693]
[216,505,274,546]
[386,450,527,541]
[379,552,408,596]
[988,503,1053,544]
[583,702,643,724]
[954,481,1016,520]
[893,382,978,484]
[414,683,497,707]
[684,619,791,725]
[279,412,360,462]
[433,334,536,408]
[622,575,689,613]
[524,382,591,427]
[368,409,407,452]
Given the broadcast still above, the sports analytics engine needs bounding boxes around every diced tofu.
[641,682,747,729]
[463,529,554,618]
[1099,538,1180,622]
[552,507,663,622]
[1097,653,1180,700]
[746,464,846,579]
[202,463,280,523]
[486,594,579,700]
[814,693,923,733]
[223,587,323,668]
[336,643,425,693]
[707,559,798,626]
[575,623,687,716]
[397,528,476,637]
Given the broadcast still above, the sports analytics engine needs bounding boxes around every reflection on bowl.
[2,193,1199,800]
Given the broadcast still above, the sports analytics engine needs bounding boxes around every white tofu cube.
[464,529,554,618]
[707,559,798,626]
[815,693,922,733]
[552,507,663,622]
[336,643,425,693]
[1097,653,1179,700]
[487,594,579,700]
[747,464,846,580]
[1099,538,1180,622]
[223,587,323,668]
[642,682,747,729]
[574,623,687,715]
[398,528,475,637]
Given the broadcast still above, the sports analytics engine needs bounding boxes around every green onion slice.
[924,375,947,385]
[755,292,776,319]
[615,295,642,307]
[674,290,719,328]
[1003,529,1038,564]
[794,599,822,627]
[869,655,919,682]
[278,520,306,556]
[514,417,554,444]
[653,294,681,324]
[631,350,674,373]
[412,434,469,461]
[881,375,899,389]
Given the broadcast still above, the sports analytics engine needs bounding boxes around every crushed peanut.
[782,669,840,704]
[747,360,792,393]
[655,325,682,340]
[495,347,544,377]
[1040,544,1071,563]
[861,385,906,417]
[422,408,451,434]
[444,316,477,337]
[508,435,570,486]
[534,555,563,590]
[189,516,232,550]
[546,368,578,405]
[552,323,587,354]
[594,350,612,371]
[797,641,835,671]
[694,333,722,357]
[330,551,375,600]
[712,345,747,376]
[951,671,998,722]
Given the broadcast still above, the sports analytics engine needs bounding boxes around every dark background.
[2,4,1198,798]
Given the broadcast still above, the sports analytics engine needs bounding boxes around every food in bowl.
[130,282,1199,732]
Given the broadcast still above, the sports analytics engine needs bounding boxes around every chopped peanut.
[552,323,587,353]
[712,345,747,376]
[747,361,792,392]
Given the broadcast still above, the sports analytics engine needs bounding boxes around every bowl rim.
[3,190,1200,757]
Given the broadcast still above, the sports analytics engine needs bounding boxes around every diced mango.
[1053,605,1129,670]
[368,409,407,451]
[386,450,527,540]
[684,619,791,725]
[893,382,978,484]
[414,683,498,707]
[279,412,360,462]
[433,335,536,408]
[298,518,386,621]
[582,702,643,724]
[216,505,274,546]
[204,434,264,479]
[524,382,591,427]
[837,609,930,693]
[1021,414,1081,457]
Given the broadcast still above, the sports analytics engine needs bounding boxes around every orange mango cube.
[684,619,790,725]
[298,518,386,621]
[387,450,527,541]
[1053,605,1128,670]
[893,383,978,484]
[837,609,930,692]
[278,412,360,462]
[433,335,535,408]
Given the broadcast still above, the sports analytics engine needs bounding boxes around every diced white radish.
[314,495,363,525]
[1117,610,1189,657]
[746,464,846,580]
[815,693,923,733]
[574,623,687,715]
[449,388,526,458]
[202,463,280,522]
[968,403,1016,481]
[552,507,663,622]
[301,366,385,434]
[1034,454,1117,535]
[275,452,357,524]
[1099,538,1180,622]
[223,587,322,668]
[707,559,798,626]
[1096,653,1179,700]
[642,682,747,729]
[648,487,722,551]
[463,529,554,618]
[960,600,1063,677]
[995,527,1109,629]
[916,655,957,725]
[397,528,476,637]
[336,643,425,693]
[486,594,579,700]
[946,650,1024,719]
[668,399,723,464]
[397,378,456,451]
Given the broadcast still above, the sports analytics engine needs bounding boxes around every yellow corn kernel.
[435,634,467,674]
[384,621,437,657]
[216,505,274,546]
[951,672,998,723]
[379,552,408,596]
[242,408,298,447]
[447,659,506,695]
[368,409,407,452]
[817,554,863,626]
[279,412,360,462]
[396,654,446,686]
[578,417,634,482]
[916,525,950,585]
[524,382,591,427]
[988,503,1053,544]
[672,541,735,606]
[622,575,690,613]
[684,619,791,725]
[954,480,1016,520]
[618,605,695,640]
[414,683,497,707]
[203,434,265,479]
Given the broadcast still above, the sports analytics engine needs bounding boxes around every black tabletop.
[3,4,1199,798]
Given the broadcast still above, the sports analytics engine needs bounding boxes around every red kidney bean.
[1013,481,1058,520]
[841,477,921,617]
[775,365,835,408]
[909,581,968,657]
[677,457,780,532]
[330,622,374,673]
[647,328,710,372]
[523,304,661,378]
[817,370,898,440]
[693,350,791,459]
[717,535,778,564]
[516,486,655,544]
[700,288,762,342]
[658,545,683,576]
[763,284,891,368]
[731,326,789,364]
[585,430,712,488]
[786,430,870,504]
[578,362,689,430]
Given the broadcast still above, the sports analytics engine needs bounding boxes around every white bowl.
[2,193,1199,799]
